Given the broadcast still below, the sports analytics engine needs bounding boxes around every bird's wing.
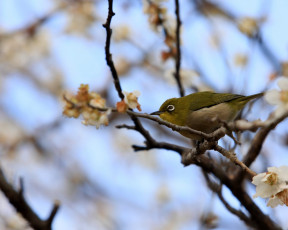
[188,92,244,111]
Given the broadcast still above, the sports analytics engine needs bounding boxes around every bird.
[150,91,263,140]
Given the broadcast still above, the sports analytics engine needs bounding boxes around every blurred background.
[0,0,288,229]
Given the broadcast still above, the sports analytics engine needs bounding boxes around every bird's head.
[150,97,187,126]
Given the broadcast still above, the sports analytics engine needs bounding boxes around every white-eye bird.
[151,91,263,140]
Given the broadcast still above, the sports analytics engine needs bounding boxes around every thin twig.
[202,170,255,228]
[202,172,256,228]
[212,144,256,179]
[115,124,136,130]
[0,167,60,230]
[174,0,185,97]
[116,111,279,229]
[194,155,281,230]
[103,0,124,99]
[235,112,288,182]
[122,110,255,178]
[126,110,233,142]
[70,96,270,144]
[46,201,60,227]
[244,112,288,166]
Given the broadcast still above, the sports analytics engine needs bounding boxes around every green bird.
[151,91,263,140]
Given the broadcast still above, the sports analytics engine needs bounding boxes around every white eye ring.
[167,105,175,112]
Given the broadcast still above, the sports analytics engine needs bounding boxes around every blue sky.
[0,0,288,229]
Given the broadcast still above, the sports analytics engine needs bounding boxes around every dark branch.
[0,167,60,230]
[194,156,281,230]
[212,144,256,179]
[46,201,60,227]
[129,132,280,230]
[174,0,185,97]
[115,124,136,130]
[117,109,280,229]
[126,110,224,141]
[118,114,280,229]
[244,112,288,166]
[86,105,266,176]
[103,0,124,100]
[202,172,256,229]
[234,112,288,182]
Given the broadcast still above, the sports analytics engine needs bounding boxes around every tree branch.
[194,155,281,230]
[202,172,256,228]
[126,110,225,141]
[103,0,124,100]
[117,113,280,229]
[0,167,60,230]
[234,112,288,182]
[116,108,280,229]
[212,144,256,179]
[174,0,185,97]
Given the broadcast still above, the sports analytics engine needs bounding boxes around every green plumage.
[151,91,263,140]
[186,92,263,111]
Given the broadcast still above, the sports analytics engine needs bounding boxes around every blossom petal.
[264,90,281,105]
[267,196,284,208]
[269,166,288,182]
[132,90,141,97]
[274,105,288,118]
[253,182,282,198]
[252,172,266,185]
[277,77,288,90]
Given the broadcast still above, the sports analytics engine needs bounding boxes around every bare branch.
[244,112,288,166]
[119,110,280,229]
[126,110,225,141]
[0,167,60,230]
[195,156,281,230]
[72,101,281,180]
[115,124,136,130]
[46,201,60,227]
[83,104,277,178]
[103,0,124,100]
[212,144,256,179]
[174,0,185,97]
[180,139,256,179]
[235,112,288,182]
[115,113,280,230]
[202,172,256,228]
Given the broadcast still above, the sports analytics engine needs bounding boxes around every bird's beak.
[150,111,163,116]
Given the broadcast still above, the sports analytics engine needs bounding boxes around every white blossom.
[123,90,141,110]
[81,109,111,129]
[267,193,287,208]
[265,77,288,117]
[252,166,288,207]
[163,14,177,38]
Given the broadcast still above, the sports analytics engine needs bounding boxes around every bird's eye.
[167,105,175,112]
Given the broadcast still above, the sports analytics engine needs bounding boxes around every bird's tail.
[232,92,264,110]
[244,92,264,101]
